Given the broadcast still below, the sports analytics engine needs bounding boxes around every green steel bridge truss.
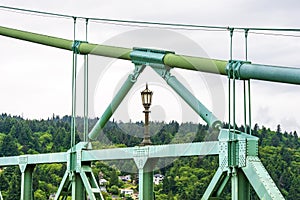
[0,25,295,199]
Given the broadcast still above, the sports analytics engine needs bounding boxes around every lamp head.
[141,83,153,110]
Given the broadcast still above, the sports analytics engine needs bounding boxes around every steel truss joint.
[130,47,174,66]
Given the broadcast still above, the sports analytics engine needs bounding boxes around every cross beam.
[0,142,219,167]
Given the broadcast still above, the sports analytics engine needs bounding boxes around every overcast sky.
[0,0,300,134]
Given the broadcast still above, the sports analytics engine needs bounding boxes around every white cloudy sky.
[0,0,300,134]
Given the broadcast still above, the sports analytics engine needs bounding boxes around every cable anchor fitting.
[226,60,251,80]
[72,40,88,54]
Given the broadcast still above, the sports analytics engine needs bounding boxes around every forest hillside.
[0,114,299,199]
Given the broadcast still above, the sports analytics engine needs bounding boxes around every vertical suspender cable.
[245,29,252,135]
[243,29,248,134]
[243,80,247,133]
[232,34,236,135]
[243,29,252,135]
[248,78,252,135]
[71,17,77,148]
[84,18,89,142]
[233,67,236,135]
[228,28,234,139]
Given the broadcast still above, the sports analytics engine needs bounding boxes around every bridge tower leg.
[54,142,104,200]
[202,129,284,200]
[19,161,35,200]
[134,147,157,200]
[231,167,250,200]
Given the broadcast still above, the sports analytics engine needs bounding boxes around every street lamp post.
[139,83,155,200]
[140,83,153,146]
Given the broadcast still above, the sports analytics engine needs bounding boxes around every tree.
[0,134,19,156]
[0,171,9,191]
[276,124,283,140]
[34,189,47,200]
[253,123,259,136]
[195,124,206,142]
[6,168,21,200]
[109,185,119,195]
[109,169,119,187]
[260,126,267,146]
[271,134,280,147]
[293,131,299,147]
[287,176,300,200]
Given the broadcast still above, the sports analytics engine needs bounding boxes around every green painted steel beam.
[80,165,104,200]
[237,170,250,200]
[138,169,144,200]
[242,157,284,200]
[148,141,219,157]
[81,142,219,162]
[201,167,226,199]
[162,72,222,129]
[2,26,300,85]
[73,173,85,200]
[137,158,157,200]
[0,26,225,73]
[82,147,135,161]
[142,171,154,200]
[0,26,131,60]
[20,164,35,200]
[2,25,300,86]
[88,76,135,140]
[0,142,219,166]
[88,65,145,140]
[0,156,19,166]
[163,53,227,74]
[0,152,67,166]
[54,171,70,200]
[239,63,300,85]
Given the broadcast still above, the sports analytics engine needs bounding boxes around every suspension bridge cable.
[0,5,71,19]
[89,20,228,32]
[1,5,300,34]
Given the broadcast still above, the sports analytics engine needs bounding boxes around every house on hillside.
[153,174,164,185]
[120,188,134,196]
[99,178,108,186]
[119,174,131,182]
[48,194,55,200]
[99,178,108,193]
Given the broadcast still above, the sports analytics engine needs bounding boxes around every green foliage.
[109,167,119,187]
[5,167,21,200]
[0,133,19,156]
[0,114,299,199]
[108,185,119,195]
[34,189,47,200]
